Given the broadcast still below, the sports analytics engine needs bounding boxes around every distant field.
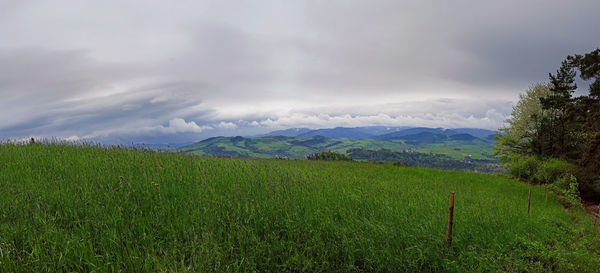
[417,141,496,160]
[179,135,495,160]
[1,144,599,272]
[180,136,409,159]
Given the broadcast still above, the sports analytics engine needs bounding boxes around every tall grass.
[0,143,598,272]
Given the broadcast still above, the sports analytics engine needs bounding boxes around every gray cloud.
[0,1,598,143]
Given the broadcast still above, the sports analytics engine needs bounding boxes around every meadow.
[0,143,599,272]
[179,136,409,159]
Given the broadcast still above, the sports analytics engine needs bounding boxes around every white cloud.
[64,135,80,141]
[166,118,211,133]
[216,121,237,129]
[226,99,511,130]
[253,112,507,130]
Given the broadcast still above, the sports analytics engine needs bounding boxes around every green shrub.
[571,168,600,200]
[505,155,576,185]
[534,158,575,184]
[549,174,582,208]
[506,155,540,182]
[393,161,409,167]
[306,151,352,161]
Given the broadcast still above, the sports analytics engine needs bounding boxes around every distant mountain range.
[261,126,496,140]
[180,126,499,163]
[374,127,496,139]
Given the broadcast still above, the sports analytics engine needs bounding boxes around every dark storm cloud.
[294,0,600,92]
[0,47,214,140]
[0,1,598,142]
[0,48,132,130]
[439,0,600,88]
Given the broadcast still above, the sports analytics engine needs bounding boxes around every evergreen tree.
[569,48,600,98]
[540,60,577,157]
[569,49,600,192]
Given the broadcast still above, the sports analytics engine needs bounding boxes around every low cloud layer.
[0,1,598,143]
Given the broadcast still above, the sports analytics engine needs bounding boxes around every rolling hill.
[178,127,500,173]
[374,127,496,140]
[181,130,496,160]
[260,126,414,138]
[260,126,496,140]
[179,135,409,159]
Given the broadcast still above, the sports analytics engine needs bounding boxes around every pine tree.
[540,60,577,157]
[569,49,600,189]
[569,49,600,98]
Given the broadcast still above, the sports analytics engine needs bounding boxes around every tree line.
[496,48,600,201]
[347,148,502,173]
[306,151,353,161]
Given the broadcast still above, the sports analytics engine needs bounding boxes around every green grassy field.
[179,135,497,162]
[180,136,409,159]
[417,141,496,160]
[1,143,599,272]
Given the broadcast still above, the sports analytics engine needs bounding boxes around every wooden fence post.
[527,188,532,215]
[447,192,455,248]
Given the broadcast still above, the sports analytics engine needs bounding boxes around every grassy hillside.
[416,140,496,160]
[180,135,495,160]
[347,149,503,173]
[1,144,599,272]
[179,135,408,159]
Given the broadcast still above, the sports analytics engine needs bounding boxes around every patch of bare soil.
[584,201,600,233]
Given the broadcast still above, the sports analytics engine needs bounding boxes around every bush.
[393,161,409,167]
[504,155,577,185]
[306,151,352,161]
[506,155,540,182]
[549,174,582,208]
[534,158,575,184]
[571,168,600,201]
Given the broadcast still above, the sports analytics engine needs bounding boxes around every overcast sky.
[1,0,598,143]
